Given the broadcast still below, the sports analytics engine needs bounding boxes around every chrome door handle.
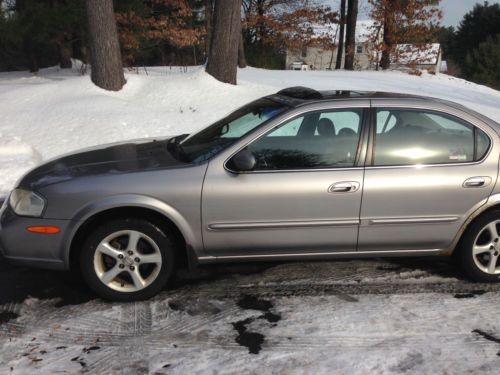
[463,177,491,188]
[329,181,360,193]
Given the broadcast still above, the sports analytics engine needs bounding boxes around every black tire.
[457,210,500,283]
[80,218,175,301]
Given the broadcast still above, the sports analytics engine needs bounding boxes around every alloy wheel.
[472,220,500,275]
[93,230,163,292]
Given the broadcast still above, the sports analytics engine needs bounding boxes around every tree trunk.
[23,35,38,73]
[335,0,346,70]
[380,4,395,70]
[58,38,73,69]
[85,0,125,91]
[344,0,358,70]
[206,0,241,84]
[238,31,247,68]
[204,0,213,59]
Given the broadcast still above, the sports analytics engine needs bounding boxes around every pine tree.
[452,2,500,74]
[335,0,346,70]
[206,0,241,84]
[344,0,358,70]
[85,0,125,91]
[464,35,500,90]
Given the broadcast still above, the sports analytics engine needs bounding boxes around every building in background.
[286,21,442,75]
[285,20,378,71]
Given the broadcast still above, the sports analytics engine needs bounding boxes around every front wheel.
[458,211,500,282]
[80,218,175,301]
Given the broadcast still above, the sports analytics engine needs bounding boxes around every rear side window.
[373,109,490,166]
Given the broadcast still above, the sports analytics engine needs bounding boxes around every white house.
[285,20,379,71]
[286,20,442,74]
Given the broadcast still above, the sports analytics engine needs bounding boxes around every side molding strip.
[208,219,360,231]
[368,216,459,225]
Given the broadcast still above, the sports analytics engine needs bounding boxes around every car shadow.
[0,255,469,307]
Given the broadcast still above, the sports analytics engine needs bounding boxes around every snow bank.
[1,65,500,196]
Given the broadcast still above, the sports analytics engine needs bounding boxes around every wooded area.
[0,0,499,90]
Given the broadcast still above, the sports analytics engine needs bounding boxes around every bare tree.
[344,0,358,70]
[206,0,242,84]
[379,1,395,70]
[204,0,214,58]
[238,32,247,68]
[85,0,125,91]
[335,0,346,69]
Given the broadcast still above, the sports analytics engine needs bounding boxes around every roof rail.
[276,86,323,100]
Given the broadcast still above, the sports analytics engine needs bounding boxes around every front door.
[358,105,498,252]
[202,107,369,257]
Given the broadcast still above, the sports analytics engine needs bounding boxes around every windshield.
[179,99,288,163]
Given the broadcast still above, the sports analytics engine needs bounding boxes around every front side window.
[246,109,363,170]
[373,109,490,166]
[180,99,288,163]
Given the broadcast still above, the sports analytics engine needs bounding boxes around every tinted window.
[373,109,490,166]
[247,109,363,170]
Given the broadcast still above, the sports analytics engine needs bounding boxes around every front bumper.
[0,201,70,270]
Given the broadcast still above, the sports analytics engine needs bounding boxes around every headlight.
[9,188,46,217]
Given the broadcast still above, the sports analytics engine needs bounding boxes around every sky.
[326,0,500,27]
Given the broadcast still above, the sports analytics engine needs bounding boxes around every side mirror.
[230,149,256,172]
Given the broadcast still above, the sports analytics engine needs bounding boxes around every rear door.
[358,100,499,252]
[201,102,370,258]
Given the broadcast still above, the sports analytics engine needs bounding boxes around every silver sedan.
[1,87,499,301]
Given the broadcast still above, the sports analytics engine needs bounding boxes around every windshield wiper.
[167,134,189,162]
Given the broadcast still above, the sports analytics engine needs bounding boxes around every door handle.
[463,177,491,188]
[329,181,360,193]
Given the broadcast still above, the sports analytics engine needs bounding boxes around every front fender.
[60,194,199,266]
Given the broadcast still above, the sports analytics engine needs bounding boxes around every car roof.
[267,86,466,110]
[266,86,500,132]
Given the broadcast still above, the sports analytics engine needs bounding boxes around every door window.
[247,109,363,170]
[373,109,490,166]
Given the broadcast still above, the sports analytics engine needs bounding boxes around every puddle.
[231,295,282,354]
[232,318,265,355]
[454,290,486,299]
[472,329,500,344]
[0,310,19,325]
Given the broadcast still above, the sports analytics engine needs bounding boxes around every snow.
[1,258,499,374]
[1,64,500,198]
[394,43,441,65]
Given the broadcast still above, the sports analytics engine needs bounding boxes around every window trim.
[366,107,493,168]
[224,107,371,174]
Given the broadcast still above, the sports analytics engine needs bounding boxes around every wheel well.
[454,203,500,254]
[69,207,188,272]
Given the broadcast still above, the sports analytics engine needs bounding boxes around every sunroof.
[276,87,323,100]
[276,87,373,101]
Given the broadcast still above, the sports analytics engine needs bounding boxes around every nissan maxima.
[1,87,499,301]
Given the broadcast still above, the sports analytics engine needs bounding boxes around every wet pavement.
[0,256,499,374]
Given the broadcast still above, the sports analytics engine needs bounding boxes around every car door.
[201,103,369,258]
[358,101,499,252]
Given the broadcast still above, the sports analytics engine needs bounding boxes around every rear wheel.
[80,218,175,301]
[458,211,500,282]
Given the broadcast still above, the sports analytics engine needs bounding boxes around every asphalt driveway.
[0,256,499,374]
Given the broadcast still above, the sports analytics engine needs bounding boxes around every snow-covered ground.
[0,259,500,375]
[1,258,500,374]
[1,64,500,196]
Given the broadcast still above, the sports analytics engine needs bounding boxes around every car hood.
[19,137,189,190]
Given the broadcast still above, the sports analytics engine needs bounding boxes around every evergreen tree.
[464,34,500,90]
[206,0,241,84]
[85,0,125,91]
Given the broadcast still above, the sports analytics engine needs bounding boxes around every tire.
[458,210,500,282]
[80,218,175,301]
